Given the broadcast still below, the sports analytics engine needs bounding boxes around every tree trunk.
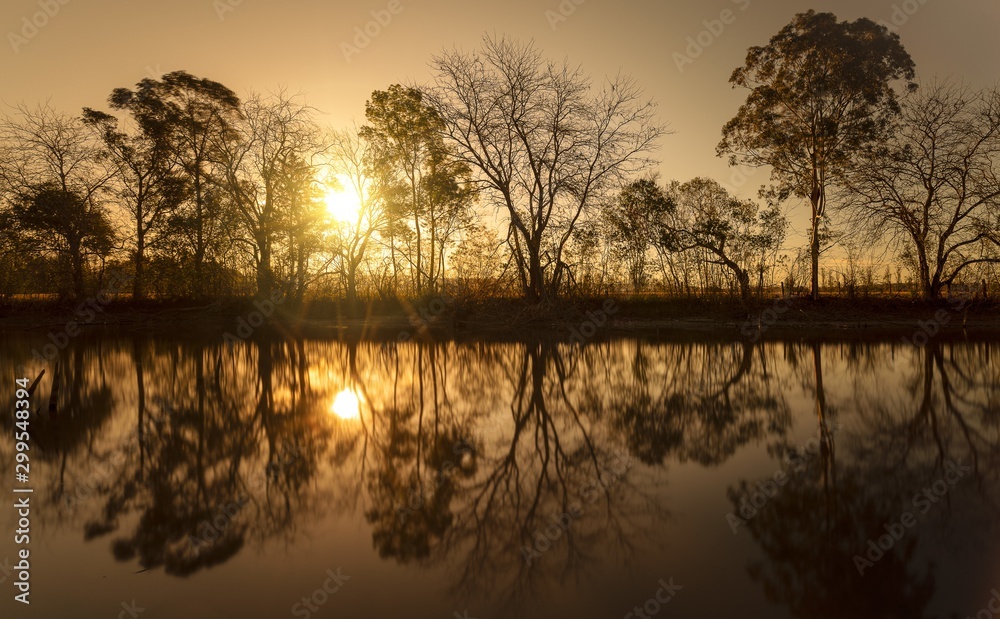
[917,250,936,300]
[134,226,145,301]
[346,261,359,308]
[193,168,205,298]
[810,211,821,301]
[526,241,544,303]
[810,178,822,301]
[256,236,273,298]
[69,236,85,300]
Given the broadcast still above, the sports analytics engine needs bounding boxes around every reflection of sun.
[330,388,362,420]
[324,177,362,223]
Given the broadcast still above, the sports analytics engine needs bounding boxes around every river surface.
[0,332,998,618]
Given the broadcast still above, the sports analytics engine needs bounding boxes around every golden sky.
[3,0,998,247]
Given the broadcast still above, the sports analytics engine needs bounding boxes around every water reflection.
[0,334,997,617]
[730,340,1000,619]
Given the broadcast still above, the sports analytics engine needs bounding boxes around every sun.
[330,388,362,420]
[324,177,363,224]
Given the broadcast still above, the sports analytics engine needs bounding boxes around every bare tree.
[428,36,665,302]
[0,104,115,298]
[328,127,384,305]
[841,82,1000,300]
[216,90,322,297]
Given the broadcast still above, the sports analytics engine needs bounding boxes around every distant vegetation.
[1,12,998,309]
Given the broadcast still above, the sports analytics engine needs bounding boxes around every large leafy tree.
[842,82,1000,300]
[82,107,187,300]
[109,71,241,297]
[360,85,474,296]
[429,36,664,302]
[8,183,115,299]
[719,10,915,300]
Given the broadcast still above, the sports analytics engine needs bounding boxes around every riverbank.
[2,296,999,342]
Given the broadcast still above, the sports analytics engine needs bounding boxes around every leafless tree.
[216,90,323,296]
[0,103,116,298]
[328,127,384,305]
[841,81,1000,300]
[428,36,665,302]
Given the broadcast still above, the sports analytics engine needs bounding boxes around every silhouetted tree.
[10,184,115,299]
[216,90,322,297]
[659,178,786,303]
[0,104,115,298]
[602,178,673,293]
[83,107,187,300]
[719,10,915,300]
[361,85,476,295]
[328,127,384,305]
[429,36,665,302]
[842,81,1000,300]
[110,71,241,297]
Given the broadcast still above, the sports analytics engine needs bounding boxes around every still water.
[0,332,998,618]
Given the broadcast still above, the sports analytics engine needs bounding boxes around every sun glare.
[330,388,362,420]
[324,179,362,224]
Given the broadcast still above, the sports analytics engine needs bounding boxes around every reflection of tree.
[360,343,476,563]
[81,336,330,576]
[31,341,115,459]
[358,340,666,614]
[846,342,1000,486]
[591,341,791,465]
[734,341,1000,619]
[21,340,116,530]
[732,453,936,618]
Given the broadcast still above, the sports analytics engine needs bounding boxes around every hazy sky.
[3,0,999,246]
